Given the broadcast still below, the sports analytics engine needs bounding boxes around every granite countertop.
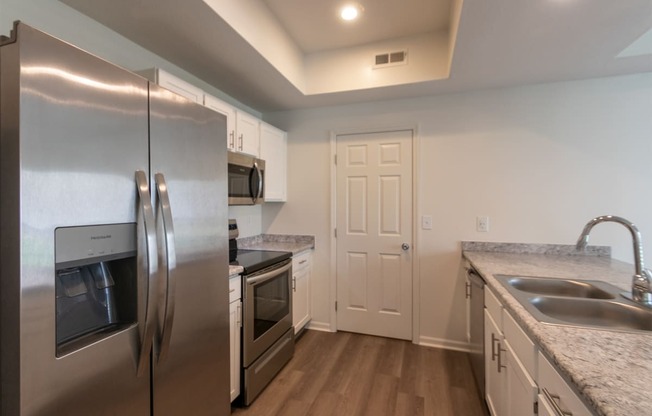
[237,234,315,255]
[462,242,652,416]
[229,265,244,276]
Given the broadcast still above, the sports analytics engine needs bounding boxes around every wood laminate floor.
[232,330,489,416]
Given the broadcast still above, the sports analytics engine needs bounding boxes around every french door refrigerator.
[0,22,230,415]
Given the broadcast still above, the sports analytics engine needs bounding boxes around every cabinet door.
[537,394,556,416]
[204,94,236,150]
[292,252,312,333]
[229,299,241,402]
[156,69,204,103]
[538,352,593,416]
[484,309,505,416]
[260,122,287,202]
[505,340,537,416]
[235,111,260,156]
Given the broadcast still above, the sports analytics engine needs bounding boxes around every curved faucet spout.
[576,215,652,307]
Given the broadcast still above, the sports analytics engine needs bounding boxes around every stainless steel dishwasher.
[467,267,485,399]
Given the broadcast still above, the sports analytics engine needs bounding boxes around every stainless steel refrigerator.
[0,22,230,415]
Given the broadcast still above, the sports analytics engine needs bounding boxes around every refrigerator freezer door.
[149,84,230,415]
[0,23,150,415]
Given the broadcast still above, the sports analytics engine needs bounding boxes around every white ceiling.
[261,0,452,53]
[59,0,652,113]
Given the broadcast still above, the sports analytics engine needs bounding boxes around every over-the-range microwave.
[228,151,265,205]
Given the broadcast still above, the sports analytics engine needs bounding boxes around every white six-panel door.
[336,130,413,340]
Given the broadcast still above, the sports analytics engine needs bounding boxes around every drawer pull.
[542,388,573,416]
[299,260,307,265]
[496,342,506,373]
[229,288,236,293]
[491,333,499,360]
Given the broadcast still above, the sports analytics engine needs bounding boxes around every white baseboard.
[418,336,472,353]
[306,320,334,332]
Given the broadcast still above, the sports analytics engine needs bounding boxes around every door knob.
[402,243,410,251]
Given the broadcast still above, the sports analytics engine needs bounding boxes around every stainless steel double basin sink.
[495,275,652,332]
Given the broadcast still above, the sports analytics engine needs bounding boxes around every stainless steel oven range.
[232,247,294,405]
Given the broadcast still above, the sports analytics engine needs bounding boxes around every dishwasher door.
[468,268,485,399]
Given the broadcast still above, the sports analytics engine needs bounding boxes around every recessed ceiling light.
[340,4,362,21]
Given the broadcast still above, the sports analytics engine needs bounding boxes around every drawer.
[229,274,242,303]
[538,352,592,416]
[485,287,503,330]
[503,309,537,379]
[292,251,312,272]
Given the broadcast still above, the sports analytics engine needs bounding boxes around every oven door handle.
[247,261,292,286]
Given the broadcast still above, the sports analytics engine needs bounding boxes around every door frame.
[329,125,421,342]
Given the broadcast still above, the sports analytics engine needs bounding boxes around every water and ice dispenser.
[55,224,138,355]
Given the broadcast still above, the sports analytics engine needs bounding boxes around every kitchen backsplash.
[228,205,262,238]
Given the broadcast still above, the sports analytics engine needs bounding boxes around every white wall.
[228,205,263,238]
[0,0,260,117]
[263,72,652,348]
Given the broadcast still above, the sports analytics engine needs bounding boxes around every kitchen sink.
[501,276,615,299]
[529,296,652,331]
[495,275,652,333]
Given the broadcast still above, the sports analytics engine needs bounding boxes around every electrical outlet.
[422,215,433,230]
[477,216,489,232]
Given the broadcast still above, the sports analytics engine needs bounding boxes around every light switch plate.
[422,215,433,230]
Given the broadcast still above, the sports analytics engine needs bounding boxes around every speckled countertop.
[229,265,244,276]
[463,242,652,416]
[237,234,315,255]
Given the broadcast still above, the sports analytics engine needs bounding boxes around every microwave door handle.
[135,170,158,377]
[247,261,292,286]
[154,173,177,364]
[254,162,263,202]
[249,162,260,204]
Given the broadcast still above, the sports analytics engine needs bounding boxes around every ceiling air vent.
[373,49,408,69]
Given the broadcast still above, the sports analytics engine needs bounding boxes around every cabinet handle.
[542,388,573,416]
[496,342,506,373]
[491,333,499,361]
[229,131,235,148]
[465,282,471,299]
[229,288,236,293]
[299,260,307,265]
[238,134,243,151]
[292,276,296,292]
[236,303,242,327]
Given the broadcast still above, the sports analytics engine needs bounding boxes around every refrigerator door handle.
[155,173,177,363]
[135,170,159,377]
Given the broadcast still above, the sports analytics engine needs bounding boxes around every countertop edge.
[462,247,652,416]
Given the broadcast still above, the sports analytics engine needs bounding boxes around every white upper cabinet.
[204,94,236,149]
[260,122,287,202]
[205,95,259,156]
[137,68,203,104]
[234,111,260,157]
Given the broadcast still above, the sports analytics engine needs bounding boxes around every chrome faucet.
[576,215,652,307]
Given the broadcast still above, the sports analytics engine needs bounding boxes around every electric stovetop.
[230,249,291,275]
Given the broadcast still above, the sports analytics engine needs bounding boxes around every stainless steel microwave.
[228,151,265,205]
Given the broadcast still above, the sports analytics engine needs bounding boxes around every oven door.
[243,259,292,367]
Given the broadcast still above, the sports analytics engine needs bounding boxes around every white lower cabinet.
[292,251,312,334]
[484,308,506,416]
[485,286,594,416]
[229,275,242,402]
[484,288,537,416]
[538,352,592,416]
[505,340,538,416]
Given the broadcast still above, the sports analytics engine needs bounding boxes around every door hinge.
[533,401,538,414]
[335,301,338,311]
[334,228,337,238]
[334,154,337,165]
